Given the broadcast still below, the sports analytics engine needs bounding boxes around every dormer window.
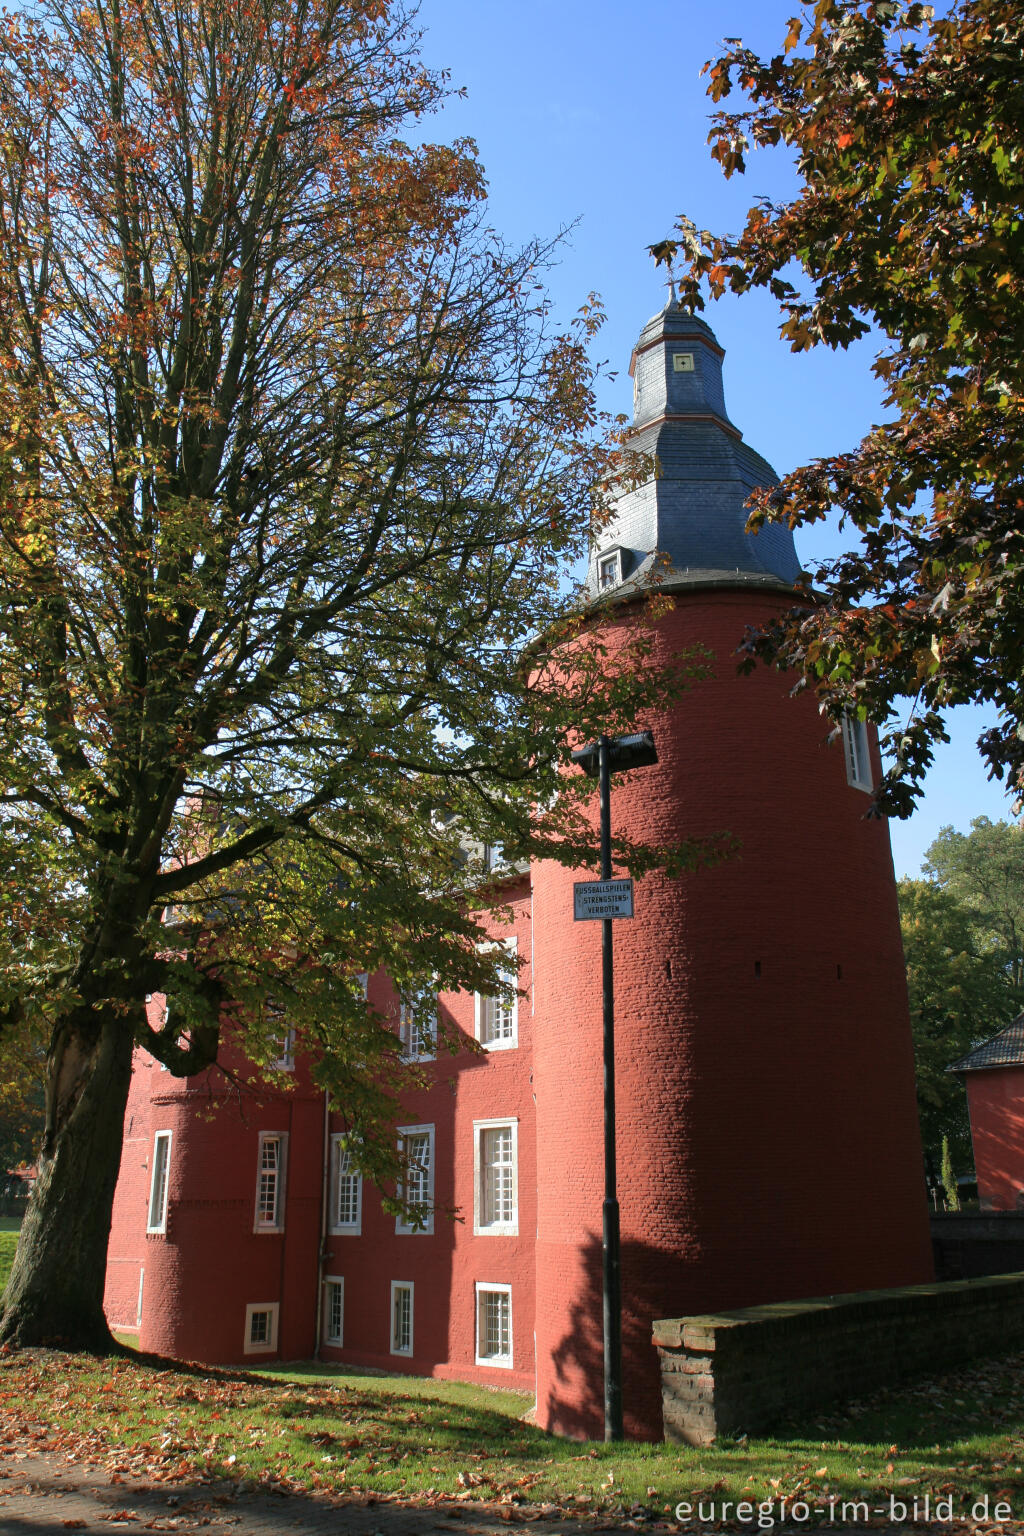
[597,550,622,590]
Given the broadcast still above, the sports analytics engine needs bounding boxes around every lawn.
[1,1345,1023,1525]
[0,1229,17,1291]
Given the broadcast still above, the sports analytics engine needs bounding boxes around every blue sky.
[416,0,1015,878]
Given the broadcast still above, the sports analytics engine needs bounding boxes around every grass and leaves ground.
[1,1347,1023,1525]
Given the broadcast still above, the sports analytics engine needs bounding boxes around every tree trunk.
[0,1011,135,1350]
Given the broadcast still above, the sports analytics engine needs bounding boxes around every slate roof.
[585,301,802,606]
[949,1013,1024,1072]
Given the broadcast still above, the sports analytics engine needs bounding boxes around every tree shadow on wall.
[545,1231,699,1443]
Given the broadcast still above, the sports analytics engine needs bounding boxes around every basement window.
[244,1302,279,1354]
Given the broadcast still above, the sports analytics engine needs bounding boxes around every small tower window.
[597,551,622,590]
[840,714,873,793]
[672,351,695,373]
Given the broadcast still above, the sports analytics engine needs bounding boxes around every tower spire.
[590,307,801,602]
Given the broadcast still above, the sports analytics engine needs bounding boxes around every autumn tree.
[0,0,702,1349]
[898,876,1014,1167]
[654,0,1024,816]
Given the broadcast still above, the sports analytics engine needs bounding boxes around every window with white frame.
[840,713,873,793]
[329,1135,362,1234]
[244,1301,279,1354]
[273,1025,296,1071]
[391,1281,413,1355]
[597,550,622,590]
[254,1132,287,1231]
[475,939,518,1050]
[147,1130,172,1234]
[396,1125,434,1234]
[355,972,369,999]
[324,1277,344,1346]
[475,1283,512,1368]
[399,989,437,1061]
[474,1119,518,1235]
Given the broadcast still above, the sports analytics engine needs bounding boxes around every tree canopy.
[898,875,1014,1167]
[0,0,704,1348]
[899,816,1023,1167]
[923,816,1024,998]
[653,0,1024,816]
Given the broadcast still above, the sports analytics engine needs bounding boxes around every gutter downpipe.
[313,1088,330,1359]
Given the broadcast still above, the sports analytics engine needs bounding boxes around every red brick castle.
[105,302,934,1440]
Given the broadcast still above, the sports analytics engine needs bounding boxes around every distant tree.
[923,818,1024,1000]
[0,0,707,1351]
[899,877,1015,1167]
[941,1135,961,1212]
[653,0,1024,817]
[0,1044,45,1175]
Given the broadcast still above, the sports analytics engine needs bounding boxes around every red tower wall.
[532,591,933,1440]
[105,1047,160,1332]
[967,1068,1024,1211]
[105,997,323,1363]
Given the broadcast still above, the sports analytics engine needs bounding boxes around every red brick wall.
[532,590,933,1440]
[324,881,537,1391]
[107,892,539,1389]
[967,1068,1024,1211]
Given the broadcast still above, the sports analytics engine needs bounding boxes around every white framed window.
[841,713,873,792]
[473,1118,518,1235]
[396,1124,434,1234]
[390,1281,414,1356]
[329,1134,362,1235]
[244,1301,279,1354]
[597,550,622,590]
[147,1130,172,1234]
[475,1283,513,1368]
[475,938,518,1050]
[273,1025,296,1071]
[399,990,437,1061]
[324,1277,344,1346]
[254,1131,287,1232]
[355,972,369,999]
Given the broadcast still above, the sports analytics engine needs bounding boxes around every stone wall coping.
[652,1270,1024,1351]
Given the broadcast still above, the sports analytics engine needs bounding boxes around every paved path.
[0,1449,625,1536]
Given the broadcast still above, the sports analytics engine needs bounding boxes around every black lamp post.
[570,730,658,1442]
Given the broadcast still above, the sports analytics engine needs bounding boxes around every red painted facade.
[104,306,934,1439]
[966,1068,1024,1211]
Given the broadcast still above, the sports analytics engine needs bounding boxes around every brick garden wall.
[655,1272,1024,1445]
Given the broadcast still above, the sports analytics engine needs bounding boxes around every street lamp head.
[571,731,658,778]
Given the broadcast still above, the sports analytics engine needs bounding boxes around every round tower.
[532,303,933,1440]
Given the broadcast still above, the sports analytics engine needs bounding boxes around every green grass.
[1,1347,1023,1523]
[0,1229,17,1291]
